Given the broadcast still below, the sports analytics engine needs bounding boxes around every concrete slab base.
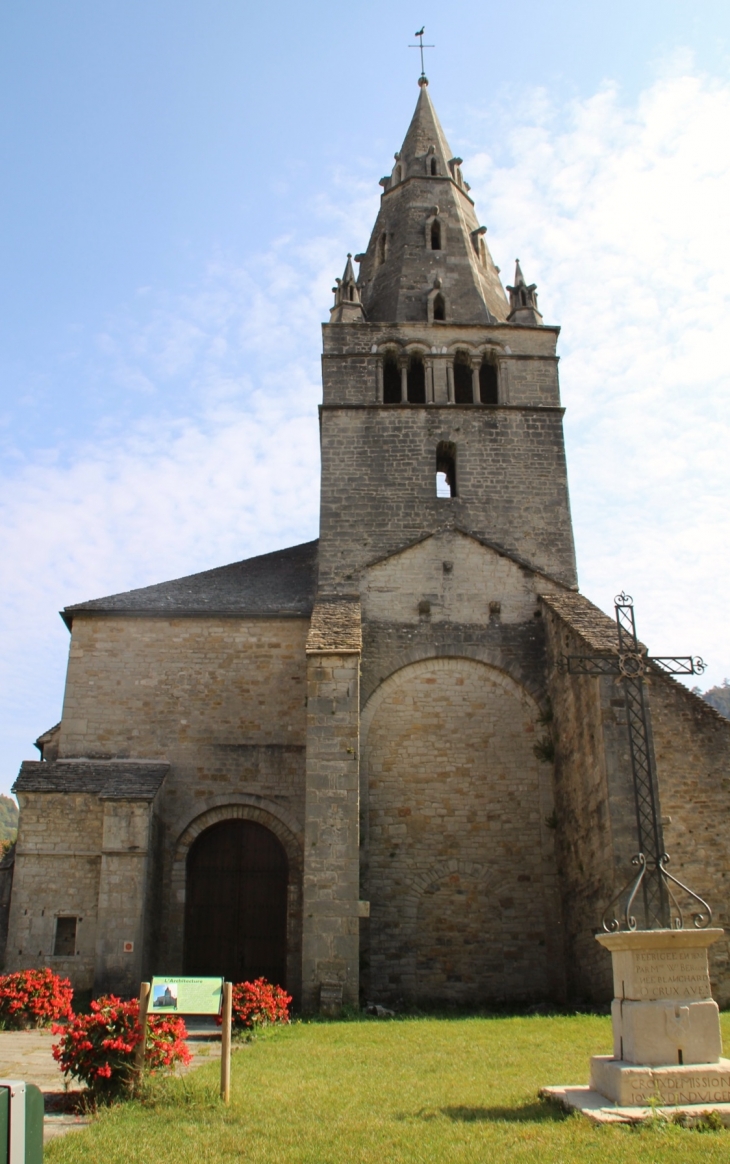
[540,1085,730,1127]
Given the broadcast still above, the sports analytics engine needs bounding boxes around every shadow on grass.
[404,1100,569,1125]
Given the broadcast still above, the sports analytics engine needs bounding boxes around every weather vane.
[409,27,435,80]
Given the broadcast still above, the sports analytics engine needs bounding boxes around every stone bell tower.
[317,77,577,593]
[300,78,577,1013]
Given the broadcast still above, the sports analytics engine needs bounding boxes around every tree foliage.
[0,795,18,843]
[702,680,730,720]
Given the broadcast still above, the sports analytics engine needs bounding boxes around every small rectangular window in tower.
[436,441,457,498]
[54,916,77,957]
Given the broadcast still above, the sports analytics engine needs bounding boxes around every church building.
[4,79,730,1012]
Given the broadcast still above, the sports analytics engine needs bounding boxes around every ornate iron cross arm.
[559,592,709,932]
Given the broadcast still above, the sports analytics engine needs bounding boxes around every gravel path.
[0,1019,222,1143]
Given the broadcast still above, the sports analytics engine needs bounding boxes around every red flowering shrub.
[52,995,192,1100]
[0,968,73,1029]
[222,978,292,1031]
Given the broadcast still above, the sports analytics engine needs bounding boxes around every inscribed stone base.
[590,1054,730,1106]
[596,928,723,1003]
[611,997,722,1065]
[540,1085,730,1127]
[319,979,343,1017]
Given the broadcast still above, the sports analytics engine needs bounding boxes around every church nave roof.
[62,539,318,626]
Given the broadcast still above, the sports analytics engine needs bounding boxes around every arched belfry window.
[436,441,457,498]
[430,157,438,176]
[383,354,401,404]
[433,294,445,322]
[453,351,473,404]
[430,219,441,251]
[479,357,499,404]
[407,355,426,404]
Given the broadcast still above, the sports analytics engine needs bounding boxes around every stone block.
[590,1055,730,1107]
[612,997,722,1066]
[597,929,720,1002]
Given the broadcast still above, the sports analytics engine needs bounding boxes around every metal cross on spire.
[560,592,712,932]
[409,27,435,81]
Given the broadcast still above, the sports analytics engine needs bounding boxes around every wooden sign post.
[135,981,151,1085]
[220,982,232,1104]
[143,976,231,1101]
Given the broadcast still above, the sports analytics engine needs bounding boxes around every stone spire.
[355,80,510,325]
[329,254,365,323]
[506,260,544,326]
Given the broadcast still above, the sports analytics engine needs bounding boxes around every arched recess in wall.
[185,818,288,985]
[360,656,552,1006]
[170,800,303,995]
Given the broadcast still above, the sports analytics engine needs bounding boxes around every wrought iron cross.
[561,592,711,932]
[409,27,434,79]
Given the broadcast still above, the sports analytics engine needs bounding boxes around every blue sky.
[1,1,730,794]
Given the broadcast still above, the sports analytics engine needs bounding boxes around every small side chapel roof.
[540,591,621,652]
[14,760,169,800]
[62,539,319,627]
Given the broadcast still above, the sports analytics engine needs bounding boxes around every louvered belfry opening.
[184,819,288,987]
[407,355,426,403]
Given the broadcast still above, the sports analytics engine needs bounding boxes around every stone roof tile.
[14,760,168,800]
[540,591,621,652]
[306,598,362,654]
[63,540,318,624]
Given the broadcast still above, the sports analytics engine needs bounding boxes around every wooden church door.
[184,819,288,987]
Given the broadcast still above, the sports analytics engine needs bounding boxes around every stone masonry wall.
[318,405,576,595]
[55,615,310,994]
[6,792,104,990]
[360,656,560,1005]
[651,678,730,1004]
[60,616,308,759]
[302,649,361,1012]
[544,595,730,1006]
[321,322,561,409]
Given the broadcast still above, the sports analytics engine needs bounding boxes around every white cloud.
[468,69,730,688]
[1,65,729,794]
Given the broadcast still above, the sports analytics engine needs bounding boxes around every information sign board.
[150,976,224,1015]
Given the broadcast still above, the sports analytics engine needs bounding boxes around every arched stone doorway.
[184,819,288,987]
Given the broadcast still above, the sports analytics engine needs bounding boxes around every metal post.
[220,982,232,1103]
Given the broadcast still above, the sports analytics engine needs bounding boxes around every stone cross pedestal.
[590,929,730,1106]
[542,928,730,1122]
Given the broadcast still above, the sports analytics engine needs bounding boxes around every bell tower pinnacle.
[316,81,577,595]
[356,80,509,326]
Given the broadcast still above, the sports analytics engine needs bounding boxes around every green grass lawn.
[47,1012,730,1164]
